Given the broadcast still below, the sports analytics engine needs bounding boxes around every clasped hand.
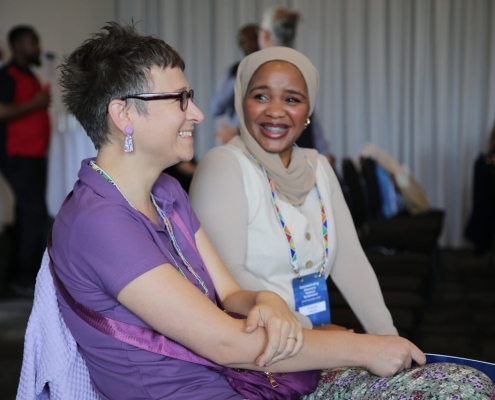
[245,291,303,367]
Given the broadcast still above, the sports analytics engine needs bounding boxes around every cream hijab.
[231,47,320,206]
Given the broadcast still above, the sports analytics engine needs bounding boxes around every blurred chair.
[335,158,446,341]
[359,157,444,256]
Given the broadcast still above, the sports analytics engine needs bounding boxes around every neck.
[12,56,30,70]
[95,148,163,223]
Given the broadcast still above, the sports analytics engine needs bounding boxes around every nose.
[186,100,205,124]
[265,100,286,118]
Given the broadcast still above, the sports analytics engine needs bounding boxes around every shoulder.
[315,153,341,191]
[203,143,241,159]
[190,145,248,204]
[196,144,245,173]
[53,187,145,269]
[56,178,150,238]
[316,153,333,175]
[0,65,15,100]
[60,189,143,242]
[53,187,168,296]
[297,148,334,179]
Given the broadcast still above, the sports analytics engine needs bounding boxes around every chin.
[31,57,42,67]
[179,150,195,163]
[259,141,291,155]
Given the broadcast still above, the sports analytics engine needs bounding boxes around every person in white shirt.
[190,47,396,335]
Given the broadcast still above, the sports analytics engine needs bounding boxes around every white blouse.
[190,144,397,334]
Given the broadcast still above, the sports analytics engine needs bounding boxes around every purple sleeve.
[68,201,170,298]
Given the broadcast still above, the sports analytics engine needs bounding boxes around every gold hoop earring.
[304,118,311,129]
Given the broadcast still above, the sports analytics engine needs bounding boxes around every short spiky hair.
[59,22,185,149]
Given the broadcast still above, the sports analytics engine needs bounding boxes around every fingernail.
[266,362,272,367]
[258,362,265,367]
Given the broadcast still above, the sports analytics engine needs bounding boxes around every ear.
[108,99,131,135]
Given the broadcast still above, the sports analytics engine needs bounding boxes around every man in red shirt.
[0,26,51,296]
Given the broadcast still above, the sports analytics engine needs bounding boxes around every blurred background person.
[211,23,259,144]
[0,25,51,296]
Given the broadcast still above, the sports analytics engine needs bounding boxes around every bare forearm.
[225,329,359,371]
[0,102,36,121]
[225,328,424,378]
[227,325,418,375]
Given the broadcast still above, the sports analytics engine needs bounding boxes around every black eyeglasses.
[121,89,194,112]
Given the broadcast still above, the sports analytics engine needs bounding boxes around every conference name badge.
[292,273,331,326]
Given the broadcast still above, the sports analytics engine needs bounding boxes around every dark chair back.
[341,158,368,229]
[360,157,383,221]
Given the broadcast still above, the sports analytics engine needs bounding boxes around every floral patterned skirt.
[301,363,495,400]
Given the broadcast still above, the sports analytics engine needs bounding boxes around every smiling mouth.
[260,124,290,138]
[178,131,192,137]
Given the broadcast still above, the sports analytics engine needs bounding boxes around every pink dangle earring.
[124,125,134,153]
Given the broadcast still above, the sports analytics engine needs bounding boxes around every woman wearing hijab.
[190,47,396,334]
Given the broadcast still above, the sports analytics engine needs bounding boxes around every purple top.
[51,158,242,400]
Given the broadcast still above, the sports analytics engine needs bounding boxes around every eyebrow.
[286,89,307,99]
[248,85,269,93]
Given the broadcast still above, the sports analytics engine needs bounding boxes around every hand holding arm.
[195,227,303,365]
[244,290,303,366]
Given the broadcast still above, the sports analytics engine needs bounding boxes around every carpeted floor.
[0,247,493,399]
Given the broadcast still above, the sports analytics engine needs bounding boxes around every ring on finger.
[287,336,298,341]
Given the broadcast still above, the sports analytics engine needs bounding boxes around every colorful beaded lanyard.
[89,161,209,297]
[249,146,329,279]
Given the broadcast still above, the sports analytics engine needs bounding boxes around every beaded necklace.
[249,146,329,278]
[89,161,209,297]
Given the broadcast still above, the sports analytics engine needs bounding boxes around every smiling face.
[132,66,204,168]
[243,61,309,167]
